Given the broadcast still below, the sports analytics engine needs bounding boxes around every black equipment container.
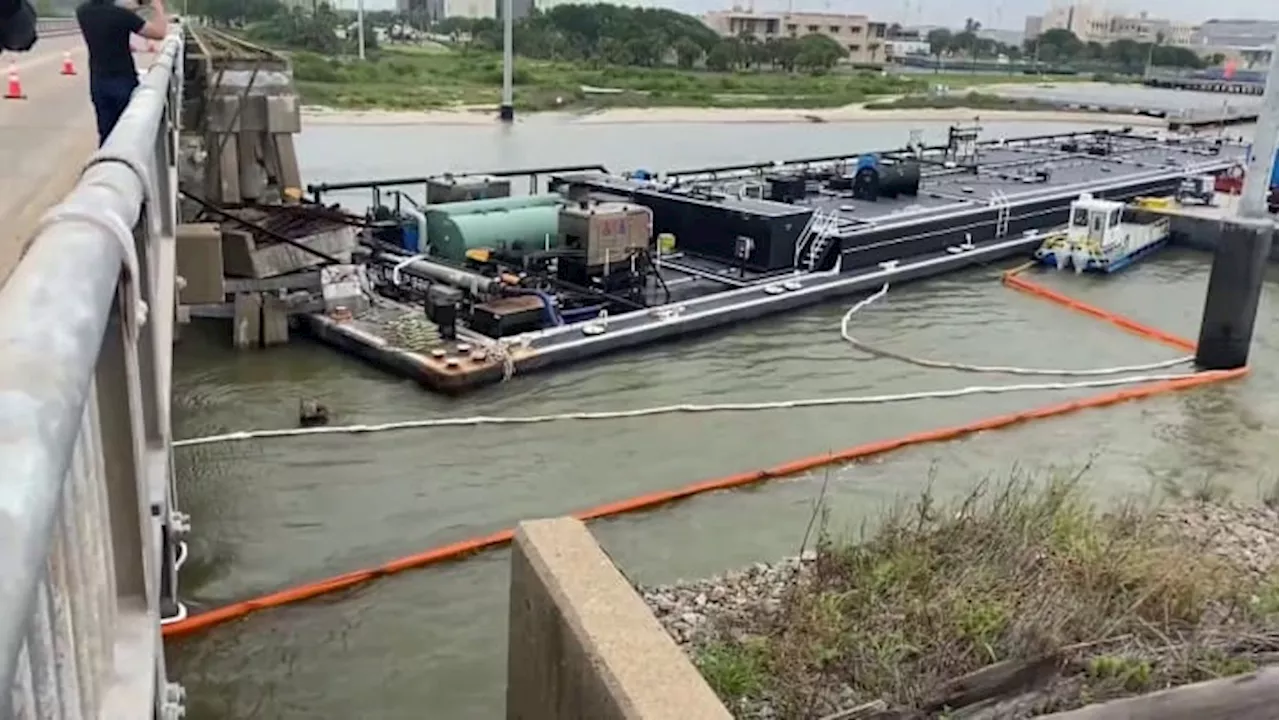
[851,161,922,201]
[468,295,547,338]
[426,285,462,340]
[766,174,807,203]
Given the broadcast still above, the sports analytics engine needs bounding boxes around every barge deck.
[297,127,1250,395]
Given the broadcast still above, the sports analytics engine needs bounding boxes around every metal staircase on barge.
[794,209,855,272]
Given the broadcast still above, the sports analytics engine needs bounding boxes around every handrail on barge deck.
[0,29,186,720]
[657,128,1173,179]
[306,163,612,202]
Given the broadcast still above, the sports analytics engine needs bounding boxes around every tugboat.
[1034,193,1171,274]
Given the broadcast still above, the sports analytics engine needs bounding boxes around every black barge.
[302,126,1249,394]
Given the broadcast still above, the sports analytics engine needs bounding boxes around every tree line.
[1027,28,1209,70]
[447,5,849,72]
[185,0,851,72]
[908,21,1205,70]
[184,0,1210,73]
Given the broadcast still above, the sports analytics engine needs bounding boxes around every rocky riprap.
[1152,502,1279,578]
[639,501,1280,719]
[642,550,816,649]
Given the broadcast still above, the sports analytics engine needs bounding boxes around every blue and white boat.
[1034,193,1171,274]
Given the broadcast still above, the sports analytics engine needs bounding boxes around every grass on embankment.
[289,46,1083,112]
[692,476,1279,717]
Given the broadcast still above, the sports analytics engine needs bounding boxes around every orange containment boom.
[161,265,1238,640]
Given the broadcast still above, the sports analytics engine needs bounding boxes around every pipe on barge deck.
[384,254,502,294]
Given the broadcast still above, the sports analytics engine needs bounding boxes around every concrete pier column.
[1194,43,1277,371]
[1194,217,1275,370]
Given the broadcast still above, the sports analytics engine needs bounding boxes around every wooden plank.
[231,292,261,349]
[921,653,1064,714]
[1039,667,1278,720]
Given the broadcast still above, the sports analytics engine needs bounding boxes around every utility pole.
[1143,31,1163,79]
[499,0,514,121]
[357,0,366,61]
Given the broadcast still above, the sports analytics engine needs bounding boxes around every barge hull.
[303,232,1046,394]
[301,129,1253,395]
[836,172,1209,270]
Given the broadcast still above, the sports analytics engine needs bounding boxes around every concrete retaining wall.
[1129,206,1280,262]
[506,517,732,720]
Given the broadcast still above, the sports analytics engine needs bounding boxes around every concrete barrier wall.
[506,518,732,720]
[1131,207,1280,262]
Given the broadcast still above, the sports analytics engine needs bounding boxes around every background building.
[702,9,888,64]
[1024,3,1195,45]
[536,0,647,9]
[397,0,533,21]
[884,39,930,59]
[1190,18,1277,67]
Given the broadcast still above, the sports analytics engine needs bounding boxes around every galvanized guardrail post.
[0,29,186,720]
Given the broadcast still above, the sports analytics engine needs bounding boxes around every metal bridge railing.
[0,29,186,720]
[35,17,80,37]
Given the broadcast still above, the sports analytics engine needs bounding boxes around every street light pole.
[499,0,514,121]
[357,0,366,61]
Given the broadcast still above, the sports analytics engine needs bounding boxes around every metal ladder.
[793,209,823,269]
[802,211,840,271]
[990,190,1011,238]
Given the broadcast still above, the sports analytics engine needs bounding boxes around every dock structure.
[1166,108,1263,131]
[1142,75,1267,95]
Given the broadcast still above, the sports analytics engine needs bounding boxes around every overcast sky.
[348,0,1279,30]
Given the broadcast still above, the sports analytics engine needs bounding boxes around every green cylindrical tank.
[424,195,563,262]
[429,193,561,217]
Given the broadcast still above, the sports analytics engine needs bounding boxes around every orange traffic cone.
[60,51,76,76]
[5,63,24,100]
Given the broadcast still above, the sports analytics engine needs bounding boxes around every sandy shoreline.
[301,104,1166,128]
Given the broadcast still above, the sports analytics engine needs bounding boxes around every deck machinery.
[307,126,1251,394]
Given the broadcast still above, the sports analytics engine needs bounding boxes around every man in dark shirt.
[75,0,168,145]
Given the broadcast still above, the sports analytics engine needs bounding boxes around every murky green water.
[166,116,1279,719]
